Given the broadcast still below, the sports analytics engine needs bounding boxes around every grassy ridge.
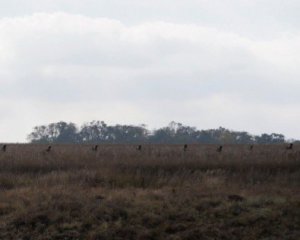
[0,144,299,239]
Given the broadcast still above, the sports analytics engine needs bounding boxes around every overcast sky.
[1,0,300,142]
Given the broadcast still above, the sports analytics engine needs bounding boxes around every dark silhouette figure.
[183,144,188,152]
[95,195,105,201]
[137,145,142,151]
[2,144,7,152]
[286,143,293,150]
[217,145,223,153]
[228,194,245,202]
[46,145,52,152]
[92,145,98,151]
[249,145,254,151]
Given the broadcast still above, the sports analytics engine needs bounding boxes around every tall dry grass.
[0,144,299,239]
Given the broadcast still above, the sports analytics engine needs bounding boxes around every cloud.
[2,0,300,36]
[0,12,300,141]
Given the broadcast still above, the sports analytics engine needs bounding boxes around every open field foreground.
[0,144,299,240]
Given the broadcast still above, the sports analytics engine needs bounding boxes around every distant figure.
[249,145,254,151]
[228,194,245,202]
[137,145,142,151]
[183,144,188,152]
[2,144,7,152]
[92,145,98,151]
[217,145,223,153]
[46,145,51,152]
[286,143,293,150]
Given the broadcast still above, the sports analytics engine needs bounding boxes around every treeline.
[27,121,289,144]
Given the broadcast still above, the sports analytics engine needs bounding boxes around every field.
[0,144,299,240]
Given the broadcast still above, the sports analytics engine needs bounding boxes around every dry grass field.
[0,144,299,240]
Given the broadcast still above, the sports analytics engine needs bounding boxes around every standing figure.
[183,144,188,152]
[46,145,52,152]
[137,145,142,151]
[92,145,98,151]
[217,145,223,153]
[2,144,7,152]
[286,143,293,150]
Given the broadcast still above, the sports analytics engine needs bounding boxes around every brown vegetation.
[0,144,299,239]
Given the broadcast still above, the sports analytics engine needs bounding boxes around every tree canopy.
[27,121,290,144]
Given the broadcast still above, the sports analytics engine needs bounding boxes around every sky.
[0,0,300,142]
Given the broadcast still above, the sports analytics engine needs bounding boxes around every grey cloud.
[1,0,300,37]
[0,10,300,141]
